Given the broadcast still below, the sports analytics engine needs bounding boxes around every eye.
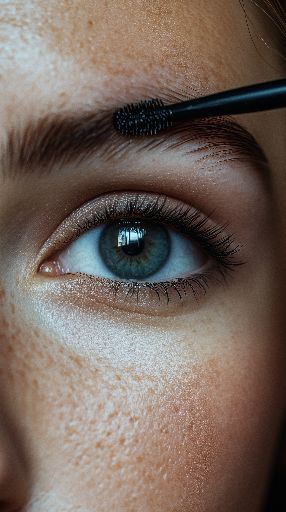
[38,191,242,314]
[52,219,208,282]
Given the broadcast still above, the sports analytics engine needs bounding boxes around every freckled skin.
[0,300,219,510]
[0,1,286,511]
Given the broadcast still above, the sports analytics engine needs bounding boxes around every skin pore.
[0,1,286,511]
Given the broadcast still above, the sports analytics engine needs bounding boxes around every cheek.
[0,319,218,510]
[0,304,283,511]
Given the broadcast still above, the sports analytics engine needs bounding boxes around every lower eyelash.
[69,265,230,313]
[116,274,211,304]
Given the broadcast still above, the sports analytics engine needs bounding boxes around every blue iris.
[99,220,170,280]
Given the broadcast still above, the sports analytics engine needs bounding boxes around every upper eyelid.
[35,191,209,265]
[36,191,242,274]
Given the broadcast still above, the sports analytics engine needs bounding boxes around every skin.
[0,0,285,510]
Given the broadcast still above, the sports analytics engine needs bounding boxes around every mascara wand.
[113,79,286,136]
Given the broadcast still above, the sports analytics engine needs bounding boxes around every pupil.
[121,237,145,256]
[118,225,145,256]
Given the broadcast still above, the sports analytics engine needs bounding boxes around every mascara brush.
[113,79,286,136]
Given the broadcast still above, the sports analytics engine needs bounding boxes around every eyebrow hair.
[0,107,268,180]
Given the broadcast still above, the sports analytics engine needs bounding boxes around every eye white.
[57,223,208,282]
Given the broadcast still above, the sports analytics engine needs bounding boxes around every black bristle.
[113,98,173,136]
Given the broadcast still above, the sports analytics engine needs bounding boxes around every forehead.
[0,0,277,140]
[1,0,263,79]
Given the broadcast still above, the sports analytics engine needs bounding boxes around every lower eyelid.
[34,264,228,317]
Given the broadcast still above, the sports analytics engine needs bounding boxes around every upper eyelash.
[73,192,242,273]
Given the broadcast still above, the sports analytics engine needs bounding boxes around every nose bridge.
[0,400,28,512]
[0,286,30,511]
[0,420,28,511]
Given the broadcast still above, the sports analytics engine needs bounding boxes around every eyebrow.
[0,106,268,180]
